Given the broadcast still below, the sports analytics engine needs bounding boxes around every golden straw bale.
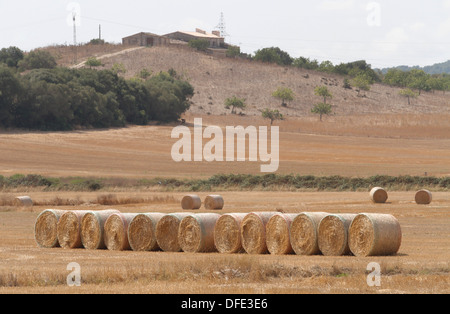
[318,214,357,256]
[415,189,432,205]
[57,210,91,249]
[214,213,247,254]
[156,213,193,252]
[266,213,299,255]
[241,212,278,254]
[349,213,402,257]
[128,213,165,251]
[204,195,224,210]
[34,209,67,248]
[181,195,201,210]
[14,196,33,207]
[178,213,221,253]
[81,209,121,250]
[290,212,329,255]
[370,187,388,203]
[104,213,138,251]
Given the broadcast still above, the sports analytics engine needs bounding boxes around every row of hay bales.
[35,209,402,257]
[370,187,433,204]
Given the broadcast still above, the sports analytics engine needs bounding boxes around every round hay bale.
[370,187,388,203]
[14,196,33,207]
[178,213,221,253]
[241,212,278,254]
[349,213,402,257]
[81,209,121,250]
[128,213,165,251]
[318,214,357,256]
[266,213,299,255]
[34,209,67,248]
[214,213,247,254]
[204,195,224,210]
[415,189,432,205]
[156,213,193,252]
[289,212,329,256]
[104,213,138,251]
[181,195,201,210]
[57,210,91,249]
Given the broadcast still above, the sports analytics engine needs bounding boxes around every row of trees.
[0,55,193,130]
[382,68,450,94]
[250,47,450,94]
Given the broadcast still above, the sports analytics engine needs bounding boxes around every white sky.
[1,0,450,68]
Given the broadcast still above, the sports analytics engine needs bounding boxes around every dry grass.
[92,46,450,119]
[1,118,449,180]
[0,191,449,293]
[40,44,135,67]
[0,194,178,208]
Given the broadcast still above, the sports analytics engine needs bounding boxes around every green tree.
[0,46,24,68]
[188,39,209,51]
[85,57,103,68]
[253,47,293,66]
[399,88,419,105]
[138,68,152,80]
[0,65,21,127]
[314,86,332,104]
[89,38,106,45]
[226,46,241,58]
[111,63,126,75]
[293,56,319,70]
[146,72,194,122]
[311,102,332,122]
[383,69,409,87]
[224,96,246,114]
[272,87,294,107]
[318,60,334,73]
[261,108,284,125]
[18,50,57,71]
[351,74,371,96]
[407,69,430,95]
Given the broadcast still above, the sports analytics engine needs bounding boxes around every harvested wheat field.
[0,116,450,179]
[0,108,449,294]
[0,190,449,294]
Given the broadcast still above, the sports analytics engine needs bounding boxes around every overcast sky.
[1,0,450,68]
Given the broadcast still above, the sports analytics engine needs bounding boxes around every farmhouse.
[122,32,170,47]
[164,28,225,48]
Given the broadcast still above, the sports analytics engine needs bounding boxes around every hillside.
[379,60,450,75]
[43,44,450,118]
[56,45,450,117]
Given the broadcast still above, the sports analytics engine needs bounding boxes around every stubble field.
[0,115,449,294]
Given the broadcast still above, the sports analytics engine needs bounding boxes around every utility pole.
[99,24,102,41]
[73,12,78,64]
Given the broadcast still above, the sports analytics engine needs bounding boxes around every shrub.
[18,50,57,71]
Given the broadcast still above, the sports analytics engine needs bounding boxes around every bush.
[188,39,209,51]
[18,50,57,71]
[254,47,293,66]
[0,46,24,68]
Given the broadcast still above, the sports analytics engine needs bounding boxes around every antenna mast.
[215,12,229,38]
